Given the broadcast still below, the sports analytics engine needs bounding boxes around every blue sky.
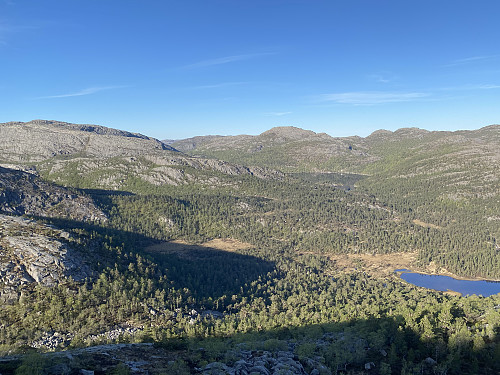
[1,1,500,139]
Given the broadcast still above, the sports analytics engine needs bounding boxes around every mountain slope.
[0,119,176,162]
[0,214,96,303]
[0,121,499,374]
[172,126,376,172]
[0,120,284,192]
[0,166,107,222]
[173,124,500,278]
[0,166,108,302]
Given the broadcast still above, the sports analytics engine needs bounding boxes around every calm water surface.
[396,271,500,297]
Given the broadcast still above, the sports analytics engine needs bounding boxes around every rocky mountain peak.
[260,126,317,140]
[393,127,430,137]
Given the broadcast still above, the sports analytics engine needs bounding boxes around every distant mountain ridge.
[0,120,284,191]
[0,119,499,364]
[171,126,372,172]
[172,124,500,173]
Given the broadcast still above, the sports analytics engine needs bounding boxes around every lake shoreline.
[395,270,500,297]
[323,252,500,282]
[397,267,500,283]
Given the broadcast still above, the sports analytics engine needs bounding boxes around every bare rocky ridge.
[0,120,284,187]
[172,126,325,152]
[0,120,176,162]
[143,154,284,180]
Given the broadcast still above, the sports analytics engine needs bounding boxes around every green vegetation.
[0,124,499,374]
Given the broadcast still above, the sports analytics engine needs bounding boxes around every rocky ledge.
[0,215,95,303]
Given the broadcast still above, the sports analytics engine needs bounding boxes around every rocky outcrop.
[0,166,107,222]
[30,326,144,350]
[0,166,105,303]
[201,350,313,375]
[0,215,95,302]
[32,153,283,191]
[0,120,176,162]
[0,121,284,189]
[144,154,285,180]
[0,342,333,375]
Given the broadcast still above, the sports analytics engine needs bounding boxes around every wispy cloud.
[318,91,430,105]
[37,86,127,99]
[475,84,500,89]
[192,82,248,90]
[439,83,500,91]
[444,55,498,67]
[368,72,397,84]
[264,111,292,116]
[182,52,275,69]
[0,22,39,42]
[372,75,390,83]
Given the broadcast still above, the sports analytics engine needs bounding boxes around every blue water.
[397,271,500,297]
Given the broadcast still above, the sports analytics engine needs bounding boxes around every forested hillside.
[173,125,500,279]
[0,121,499,374]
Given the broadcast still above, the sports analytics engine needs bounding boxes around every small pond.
[396,270,500,297]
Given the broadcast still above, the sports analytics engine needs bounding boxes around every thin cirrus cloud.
[438,83,500,91]
[444,55,498,67]
[464,83,500,90]
[264,111,292,116]
[368,72,397,84]
[36,86,127,99]
[0,22,40,44]
[318,91,430,105]
[192,82,249,90]
[371,75,391,83]
[182,52,275,69]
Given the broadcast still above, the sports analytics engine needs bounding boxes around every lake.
[396,270,500,297]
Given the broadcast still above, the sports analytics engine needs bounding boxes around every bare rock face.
[0,167,104,303]
[0,166,107,222]
[143,155,285,180]
[0,120,285,189]
[0,120,176,162]
[0,215,94,303]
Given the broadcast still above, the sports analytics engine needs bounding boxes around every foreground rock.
[201,350,316,375]
[0,342,332,375]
